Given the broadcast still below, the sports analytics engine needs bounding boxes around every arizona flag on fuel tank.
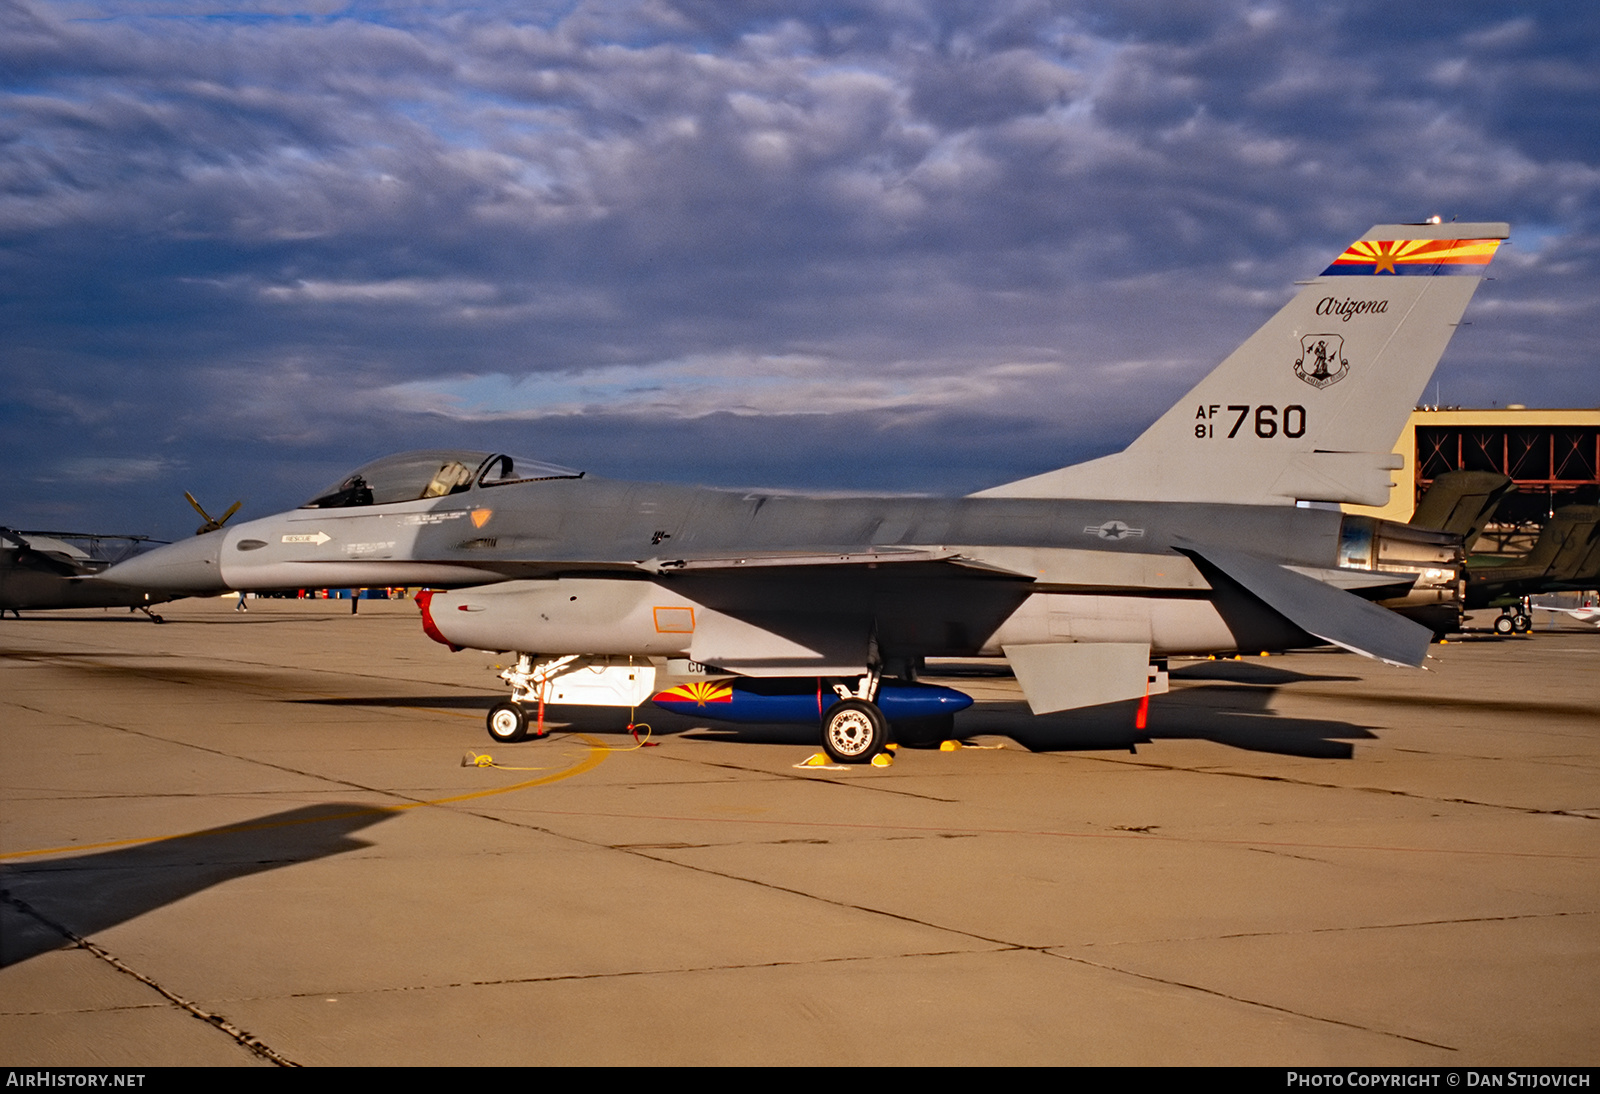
[652,681,734,707]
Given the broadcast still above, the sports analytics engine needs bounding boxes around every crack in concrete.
[7,632,1585,1060]
[1041,949,1458,1052]
[239,946,994,1001]
[17,705,500,814]
[0,890,299,1066]
[558,838,1462,1053]
[1075,909,1596,949]
[1075,752,1600,821]
[0,1002,167,1017]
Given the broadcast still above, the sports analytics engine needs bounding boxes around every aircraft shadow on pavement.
[672,723,827,748]
[471,687,1372,760]
[1,612,159,625]
[298,694,500,711]
[1,649,310,693]
[295,695,747,740]
[972,684,1373,759]
[1168,660,1362,686]
[0,613,319,626]
[0,802,396,968]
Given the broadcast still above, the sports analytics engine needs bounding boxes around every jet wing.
[664,553,1037,675]
[639,546,958,572]
[1176,541,1433,667]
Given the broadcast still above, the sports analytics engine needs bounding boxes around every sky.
[3,0,1598,539]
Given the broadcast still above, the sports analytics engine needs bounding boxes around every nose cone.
[100,534,228,595]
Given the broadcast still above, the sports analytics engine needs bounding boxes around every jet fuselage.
[146,474,1403,665]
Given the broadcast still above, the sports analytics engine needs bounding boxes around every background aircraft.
[1467,505,1600,633]
[0,528,174,621]
[1403,472,1600,634]
[1,494,243,621]
[1407,469,1517,546]
[104,221,1509,761]
[1530,599,1600,627]
[1373,469,1517,634]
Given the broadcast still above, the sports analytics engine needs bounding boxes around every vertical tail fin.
[976,222,1510,506]
[1531,506,1600,580]
[1409,470,1515,550]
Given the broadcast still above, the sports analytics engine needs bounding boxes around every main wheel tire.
[821,699,888,764]
[487,701,529,743]
[1513,613,1533,633]
[1493,614,1515,636]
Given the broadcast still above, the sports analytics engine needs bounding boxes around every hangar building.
[1351,407,1600,551]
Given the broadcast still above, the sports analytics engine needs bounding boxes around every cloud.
[45,456,184,484]
[2,0,1597,537]
[380,352,1082,420]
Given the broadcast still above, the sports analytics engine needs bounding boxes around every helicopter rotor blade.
[185,493,244,535]
[184,491,214,525]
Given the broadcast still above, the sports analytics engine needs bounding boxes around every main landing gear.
[1493,603,1532,636]
[820,668,890,765]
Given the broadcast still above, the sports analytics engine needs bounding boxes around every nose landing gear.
[482,653,577,743]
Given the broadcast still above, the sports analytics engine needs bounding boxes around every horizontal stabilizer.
[1002,642,1152,714]
[1178,542,1432,667]
[1282,564,1419,599]
[1271,451,1404,510]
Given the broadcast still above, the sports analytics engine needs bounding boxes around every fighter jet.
[1466,505,1600,633]
[1408,470,1516,549]
[0,528,180,621]
[104,221,1509,761]
[1,494,243,621]
[1366,470,1518,635]
[1389,474,1600,635]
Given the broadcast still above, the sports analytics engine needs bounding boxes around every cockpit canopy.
[301,450,582,509]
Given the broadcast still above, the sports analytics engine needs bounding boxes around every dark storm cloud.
[1,0,1597,537]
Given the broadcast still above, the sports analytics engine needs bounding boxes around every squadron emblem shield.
[1295,334,1349,389]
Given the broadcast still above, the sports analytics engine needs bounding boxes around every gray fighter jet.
[104,221,1509,761]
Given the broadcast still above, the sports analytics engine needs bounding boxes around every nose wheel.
[487,701,530,743]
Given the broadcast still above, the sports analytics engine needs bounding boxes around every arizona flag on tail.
[1323,237,1502,276]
